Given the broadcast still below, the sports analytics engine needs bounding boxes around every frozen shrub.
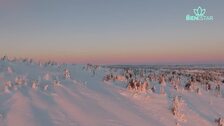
[184,81,194,91]
[134,80,140,91]
[196,88,201,95]
[124,70,133,80]
[15,76,26,85]
[38,62,43,67]
[5,81,12,88]
[171,96,186,122]
[44,73,51,80]
[215,83,221,96]
[64,69,71,79]
[44,84,49,91]
[127,79,135,91]
[151,85,156,93]
[4,85,10,93]
[141,80,149,93]
[3,81,12,93]
[1,55,8,61]
[159,75,166,94]
[127,79,149,93]
[103,74,115,81]
[53,80,62,87]
[84,64,99,76]
[7,67,13,74]
[115,75,126,81]
[205,82,211,91]
[173,77,181,91]
[215,117,224,126]
[176,122,181,126]
[32,80,38,89]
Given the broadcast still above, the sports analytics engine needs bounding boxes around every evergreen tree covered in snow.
[171,96,186,122]
[64,69,71,79]
[215,117,224,126]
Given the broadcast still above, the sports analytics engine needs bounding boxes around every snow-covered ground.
[0,59,224,126]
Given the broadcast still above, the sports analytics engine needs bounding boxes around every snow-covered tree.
[1,55,8,61]
[141,80,149,93]
[171,96,186,122]
[7,67,13,74]
[44,73,51,80]
[215,82,221,96]
[53,80,62,87]
[44,84,49,91]
[32,80,38,89]
[159,75,166,94]
[196,87,201,95]
[215,117,224,126]
[15,76,26,85]
[64,69,71,79]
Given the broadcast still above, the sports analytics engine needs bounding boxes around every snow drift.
[0,58,224,126]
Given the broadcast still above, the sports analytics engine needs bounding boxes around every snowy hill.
[0,59,224,126]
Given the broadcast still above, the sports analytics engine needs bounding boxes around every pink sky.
[27,51,224,64]
[0,0,224,64]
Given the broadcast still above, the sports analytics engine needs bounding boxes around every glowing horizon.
[2,51,224,65]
